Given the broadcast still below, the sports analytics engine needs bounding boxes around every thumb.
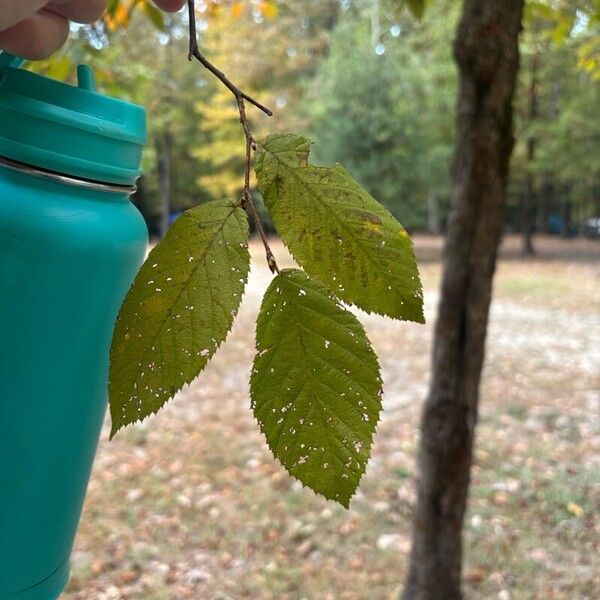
[0,9,68,60]
[153,0,186,13]
[0,0,47,31]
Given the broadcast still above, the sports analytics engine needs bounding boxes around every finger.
[46,0,106,24]
[0,0,46,31]
[153,0,186,13]
[0,9,68,60]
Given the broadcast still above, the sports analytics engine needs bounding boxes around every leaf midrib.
[261,147,419,293]
[112,204,244,382]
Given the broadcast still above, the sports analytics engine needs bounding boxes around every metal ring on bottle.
[0,155,138,195]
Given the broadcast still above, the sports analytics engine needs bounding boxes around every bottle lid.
[0,52,146,186]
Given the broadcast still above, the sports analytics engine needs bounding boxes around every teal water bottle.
[0,54,147,599]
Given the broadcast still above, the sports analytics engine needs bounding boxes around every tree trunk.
[562,198,573,238]
[370,0,381,49]
[522,46,538,255]
[536,180,552,234]
[522,175,535,254]
[403,2,523,599]
[156,131,172,239]
[427,192,441,235]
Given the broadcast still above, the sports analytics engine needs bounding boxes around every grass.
[63,235,599,600]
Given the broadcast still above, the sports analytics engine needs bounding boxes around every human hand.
[0,0,186,60]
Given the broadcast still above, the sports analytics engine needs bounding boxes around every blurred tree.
[403,1,524,598]
[91,15,212,236]
[193,84,247,200]
[534,56,600,230]
[403,0,598,596]
[31,0,598,239]
[306,0,457,231]
[191,0,340,203]
[513,0,600,248]
[27,2,212,236]
[21,0,598,596]
[518,18,541,254]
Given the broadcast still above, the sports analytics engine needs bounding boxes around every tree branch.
[186,0,279,273]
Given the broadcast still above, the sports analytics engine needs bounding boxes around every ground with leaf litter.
[64,235,599,600]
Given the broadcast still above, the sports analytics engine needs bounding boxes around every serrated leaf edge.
[255,138,425,323]
[249,268,383,507]
[109,201,250,438]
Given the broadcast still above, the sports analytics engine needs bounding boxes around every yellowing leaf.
[109,199,250,437]
[40,55,72,81]
[566,502,583,517]
[207,2,221,18]
[142,2,166,30]
[259,0,278,20]
[104,3,129,30]
[251,269,382,507]
[231,1,244,18]
[551,18,571,46]
[255,133,424,322]
[405,0,426,20]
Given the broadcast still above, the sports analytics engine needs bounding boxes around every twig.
[186,0,279,274]
[244,187,279,275]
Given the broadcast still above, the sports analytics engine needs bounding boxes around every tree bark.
[156,131,172,239]
[562,197,573,238]
[403,2,523,599]
[427,192,441,235]
[536,180,551,234]
[522,47,538,255]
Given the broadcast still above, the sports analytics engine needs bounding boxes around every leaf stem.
[186,0,279,273]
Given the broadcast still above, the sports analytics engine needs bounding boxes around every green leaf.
[250,269,383,507]
[141,2,166,30]
[106,0,120,16]
[255,133,424,323]
[405,0,426,20]
[550,17,572,47]
[109,199,249,438]
[524,1,556,22]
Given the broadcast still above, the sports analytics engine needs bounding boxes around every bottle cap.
[0,52,146,186]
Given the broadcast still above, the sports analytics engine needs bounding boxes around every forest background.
[39,0,600,245]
